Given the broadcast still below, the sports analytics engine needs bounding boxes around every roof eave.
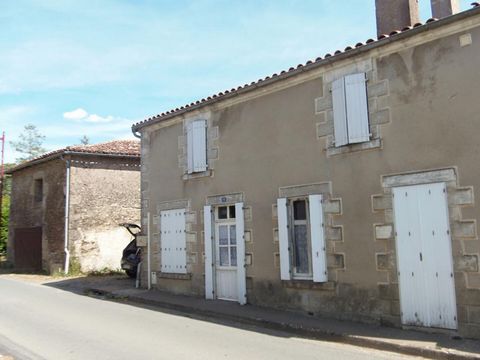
[7,151,140,174]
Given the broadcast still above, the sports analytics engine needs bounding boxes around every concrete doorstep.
[76,282,480,360]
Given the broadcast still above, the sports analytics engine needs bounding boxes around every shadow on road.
[35,273,480,358]
[42,274,299,340]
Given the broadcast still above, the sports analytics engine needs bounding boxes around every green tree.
[0,191,9,254]
[80,135,90,145]
[0,174,11,255]
[10,124,47,163]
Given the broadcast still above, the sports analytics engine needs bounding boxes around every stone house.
[7,140,140,274]
[132,1,480,338]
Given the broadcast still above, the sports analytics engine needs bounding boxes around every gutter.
[131,5,480,133]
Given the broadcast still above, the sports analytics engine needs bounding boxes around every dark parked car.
[119,223,141,278]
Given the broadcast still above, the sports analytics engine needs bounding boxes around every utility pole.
[0,132,5,236]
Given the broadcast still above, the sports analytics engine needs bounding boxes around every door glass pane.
[219,247,229,266]
[219,225,228,245]
[230,246,237,266]
[229,205,236,219]
[218,206,228,219]
[294,224,309,274]
[293,200,307,220]
[230,225,236,245]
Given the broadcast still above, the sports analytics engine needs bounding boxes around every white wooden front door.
[393,183,457,329]
[215,218,238,301]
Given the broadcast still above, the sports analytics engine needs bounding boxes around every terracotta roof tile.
[8,140,140,173]
[132,4,480,131]
[65,140,140,155]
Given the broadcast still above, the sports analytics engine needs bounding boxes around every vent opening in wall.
[34,178,43,203]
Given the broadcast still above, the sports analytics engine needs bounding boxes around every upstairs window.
[34,178,43,203]
[186,119,207,174]
[332,73,370,147]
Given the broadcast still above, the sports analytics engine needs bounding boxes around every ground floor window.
[278,194,327,283]
[291,199,311,278]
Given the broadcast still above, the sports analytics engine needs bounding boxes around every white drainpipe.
[64,158,71,274]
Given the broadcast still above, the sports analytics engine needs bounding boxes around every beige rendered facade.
[133,6,480,338]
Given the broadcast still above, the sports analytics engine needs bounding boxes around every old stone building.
[132,1,480,338]
[7,140,140,273]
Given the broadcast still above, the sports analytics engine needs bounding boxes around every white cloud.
[53,108,137,140]
[63,108,88,120]
[86,114,114,123]
[63,108,115,123]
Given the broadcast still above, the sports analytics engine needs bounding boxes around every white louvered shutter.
[308,195,327,283]
[277,198,291,280]
[345,73,370,143]
[192,119,207,172]
[160,209,187,274]
[332,77,348,147]
[186,122,194,174]
[235,203,247,305]
[203,205,214,299]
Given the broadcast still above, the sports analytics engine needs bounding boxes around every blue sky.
[0,0,473,162]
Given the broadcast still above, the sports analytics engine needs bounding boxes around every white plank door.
[393,183,457,329]
[215,221,238,301]
[203,205,214,300]
[235,203,247,305]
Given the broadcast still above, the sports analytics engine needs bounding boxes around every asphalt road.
[0,277,421,360]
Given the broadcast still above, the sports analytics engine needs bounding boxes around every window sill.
[327,138,381,157]
[158,272,192,280]
[182,169,213,180]
[282,280,336,291]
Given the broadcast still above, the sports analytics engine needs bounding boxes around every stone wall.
[8,159,66,273]
[68,155,140,272]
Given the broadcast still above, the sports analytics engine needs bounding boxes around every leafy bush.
[0,191,9,255]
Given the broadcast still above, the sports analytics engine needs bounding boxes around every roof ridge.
[66,139,138,149]
[132,3,480,131]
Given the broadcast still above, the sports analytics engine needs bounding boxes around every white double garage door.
[393,182,457,330]
[161,183,457,329]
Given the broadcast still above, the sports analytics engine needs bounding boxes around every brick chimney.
[431,0,460,18]
[375,0,420,36]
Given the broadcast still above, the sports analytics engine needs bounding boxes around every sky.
[0,0,474,163]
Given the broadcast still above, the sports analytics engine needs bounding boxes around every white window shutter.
[277,198,291,281]
[160,209,187,274]
[203,205,214,299]
[186,122,194,174]
[308,195,328,283]
[332,77,348,147]
[192,120,207,172]
[345,73,369,143]
[235,202,247,305]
